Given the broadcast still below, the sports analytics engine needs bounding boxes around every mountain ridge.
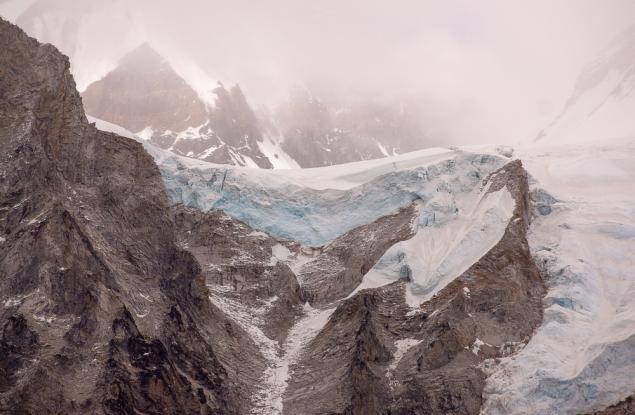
[82,43,436,169]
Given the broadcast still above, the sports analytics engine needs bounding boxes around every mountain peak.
[118,41,168,70]
[82,42,207,133]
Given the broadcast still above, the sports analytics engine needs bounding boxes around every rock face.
[297,203,419,305]
[0,18,261,414]
[172,206,304,344]
[81,44,437,169]
[82,44,274,168]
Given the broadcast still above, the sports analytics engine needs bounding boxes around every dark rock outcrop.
[593,396,635,415]
[0,18,261,414]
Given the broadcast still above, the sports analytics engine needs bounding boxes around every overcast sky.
[2,0,634,144]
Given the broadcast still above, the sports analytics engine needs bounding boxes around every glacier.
[155,147,506,247]
[89,115,635,414]
[481,141,635,414]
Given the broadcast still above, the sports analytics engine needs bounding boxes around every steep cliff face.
[0,18,260,414]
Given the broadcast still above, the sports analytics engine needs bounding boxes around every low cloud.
[3,0,634,144]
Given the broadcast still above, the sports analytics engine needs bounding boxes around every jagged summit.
[83,46,276,168]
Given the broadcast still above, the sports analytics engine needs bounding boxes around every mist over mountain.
[3,0,635,146]
[536,25,635,145]
[81,44,443,168]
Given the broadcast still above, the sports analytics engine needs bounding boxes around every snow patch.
[269,243,292,266]
[87,115,136,139]
[257,134,301,169]
[389,338,421,371]
[470,338,488,355]
[254,303,335,414]
[136,126,154,141]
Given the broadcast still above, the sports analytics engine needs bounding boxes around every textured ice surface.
[359,180,515,308]
[156,147,505,246]
[482,141,635,414]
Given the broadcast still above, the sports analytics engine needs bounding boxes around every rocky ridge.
[81,44,435,169]
[0,17,260,414]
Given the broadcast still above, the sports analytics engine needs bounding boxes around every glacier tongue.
[156,147,506,246]
[481,141,635,415]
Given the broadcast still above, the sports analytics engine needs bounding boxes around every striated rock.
[0,17,262,414]
[298,203,419,305]
[172,206,303,344]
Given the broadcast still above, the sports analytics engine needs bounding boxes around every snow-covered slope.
[536,25,635,145]
[358,182,515,308]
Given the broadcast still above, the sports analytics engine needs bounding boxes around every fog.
[2,0,634,144]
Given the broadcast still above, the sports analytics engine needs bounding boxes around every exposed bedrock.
[282,160,546,415]
[0,17,261,414]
